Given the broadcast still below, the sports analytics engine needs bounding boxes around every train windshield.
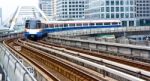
[29,21,37,29]
[25,20,41,29]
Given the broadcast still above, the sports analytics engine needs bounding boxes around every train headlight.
[25,29,42,34]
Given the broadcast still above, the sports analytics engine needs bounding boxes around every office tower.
[85,0,137,26]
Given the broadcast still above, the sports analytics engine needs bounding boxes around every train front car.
[24,20,43,40]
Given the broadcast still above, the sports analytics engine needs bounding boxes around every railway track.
[46,36,150,63]
[40,39,150,71]
[19,39,149,81]
[5,39,106,81]
[5,39,59,81]
[33,39,150,81]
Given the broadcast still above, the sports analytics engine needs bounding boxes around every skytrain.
[24,19,122,40]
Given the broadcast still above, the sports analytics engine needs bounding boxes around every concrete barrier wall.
[0,44,37,81]
[49,26,150,36]
[47,37,150,60]
[0,33,23,41]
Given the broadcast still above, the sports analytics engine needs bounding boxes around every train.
[24,19,122,40]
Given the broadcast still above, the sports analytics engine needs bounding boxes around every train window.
[41,24,44,28]
[48,24,54,28]
[83,23,88,26]
[90,23,95,26]
[25,20,29,28]
[69,24,75,27]
[64,24,68,27]
[37,22,41,28]
[54,24,58,27]
[76,23,82,27]
[29,21,37,29]
[96,23,103,26]
[45,24,48,28]
[60,24,63,27]
[25,22,29,28]
[112,22,118,25]
[57,24,61,27]
[41,23,45,28]
[104,22,110,25]
[57,24,60,27]
[58,24,61,27]
[51,24,54,27]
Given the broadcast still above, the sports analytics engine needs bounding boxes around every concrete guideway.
[11,39,102,81]
[21,39,147,81]
[47,35,150,62]
[49,26,150,36]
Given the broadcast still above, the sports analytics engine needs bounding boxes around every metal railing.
[0,44,37,81]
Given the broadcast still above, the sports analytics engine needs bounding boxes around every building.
[39,0,88,20]
[0,8,2,25]
[39,0,53,17]
[136,0,150,26]
[56,0,88,20]
[52,0,57,19]
[85,0,137,26]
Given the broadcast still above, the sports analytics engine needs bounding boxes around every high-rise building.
[39,0,88,20]
[85,0,150,26]
[39,0,53,17]
[136,0,150,26]
[52,0,57,19]
[85,0,137,26]
[56,0,88,20]
[0,8,2,25]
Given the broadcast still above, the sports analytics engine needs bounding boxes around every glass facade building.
[39,0,150,26]
[39,0,88,20]
[39,0,53,16]
[56,0,88,20]
[85,0,137,26]
[0,8,2,25]
[136,0,150,26]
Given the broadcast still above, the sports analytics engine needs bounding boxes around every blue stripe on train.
[43,25,122,33]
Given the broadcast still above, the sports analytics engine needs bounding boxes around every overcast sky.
[0,0,38,21]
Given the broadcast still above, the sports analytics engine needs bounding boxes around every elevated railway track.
[21,39,150,81]
[3,38,150,81]
[41,39,150,71]
[47,36,150,63]
[5,39,107,81]
[5,39,59,81]
[39,39,150,81]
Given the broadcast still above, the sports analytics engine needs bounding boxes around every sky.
[0,0,39,21]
